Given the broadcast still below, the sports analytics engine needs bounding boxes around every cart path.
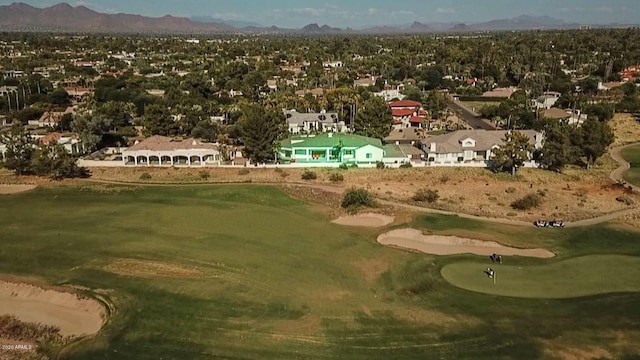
[609,143,640,192]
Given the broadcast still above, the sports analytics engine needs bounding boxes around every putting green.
[441,255,640,298]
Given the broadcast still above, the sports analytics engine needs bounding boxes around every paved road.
[447,99,497,130]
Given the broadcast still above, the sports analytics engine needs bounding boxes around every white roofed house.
[284,109,347,134]
[122,136,221,167]
[423,129,543,167]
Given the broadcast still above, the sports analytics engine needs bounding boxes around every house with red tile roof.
[389,100,428,129]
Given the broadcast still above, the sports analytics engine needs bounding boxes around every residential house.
[390,100,427,129]
[65,87,94,102]
[37,132,84,155]
[620,65,640,82]
[323,61,343,68]
[0,85,18,97]
[122,135,221,167]
[284,110,347,134]
[295,87,324,98]
[597,82,624,92]
[373,83,406,101]
[533,91,561,109]
[278,133,384,166]
[423,129,543,167]
[30,107,75,128]
[482,87,518,98]
[382,144,425,165]
[542,108,588,126]
[353,75,378,88]
[384,128,421,146]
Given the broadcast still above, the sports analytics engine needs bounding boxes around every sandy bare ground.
[0,184,37,194]
[377,228,555,258]
[332,213,395,227]
[0,281,105,337]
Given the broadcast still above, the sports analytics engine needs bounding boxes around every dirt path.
[609,143,640,192]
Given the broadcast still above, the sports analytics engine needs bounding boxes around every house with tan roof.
[482,86,518,98]
[541,108,587,125]
[29,107,75,128]
[423,129,543,167]
[122,136,221,167]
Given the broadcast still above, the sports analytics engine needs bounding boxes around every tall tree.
[32,141,85,180]
[491,131,535,175]
[143,103,179,136]
[353,96,393,140]
[577,117,614,169]
[239,104,286,164]
[539,122,578,172]
[0,123,35,175]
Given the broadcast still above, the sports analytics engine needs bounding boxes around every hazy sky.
[5,0,640,27]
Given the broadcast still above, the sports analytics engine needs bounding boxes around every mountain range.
[0,2,632,34]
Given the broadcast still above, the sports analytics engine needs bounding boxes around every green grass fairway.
[622,144,640,186]
[442,255,640,298]
[2,187,640,358]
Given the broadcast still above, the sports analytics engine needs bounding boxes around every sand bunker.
[0,281,105,337]
[332,213,395,227]
[0,184,37,195]
[377,228,554,258]
[104,258,203,278]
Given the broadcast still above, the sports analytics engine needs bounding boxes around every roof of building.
[482,87,518,98]
[384,128,420,142]
[280,133,383,149]
[389,100,421,108]
[284,110,340,125]
[383,144,424,158]
[542,108,571,119]
[392,108,415,117]
[426,129,539,154]
[125,135,218,152]
[410,116,424,123]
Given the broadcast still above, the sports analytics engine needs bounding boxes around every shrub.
[616,196,634,206]
[505,187,516,194]
[238,169,250,175]
[199,170,209,180]
[439,175,450,184]
[301,170,317,180]
[329,173,344,182]
[506,212,518,217]
[412,188,440,203]
[139,172,152,181]
[341,188,376,210]
[537,189,547,197]
[511,193,543,210]
[274,167,283,173]
[338,163,349,170]
[376,161,386,169]
[399,162,413,168]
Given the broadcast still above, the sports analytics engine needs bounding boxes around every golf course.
[1,184,640,359]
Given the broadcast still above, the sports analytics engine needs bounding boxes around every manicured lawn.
[622,144,640,186]
[442,255,640,298]
[1,186,640,358]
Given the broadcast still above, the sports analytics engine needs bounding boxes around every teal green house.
[278,133,385,165]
